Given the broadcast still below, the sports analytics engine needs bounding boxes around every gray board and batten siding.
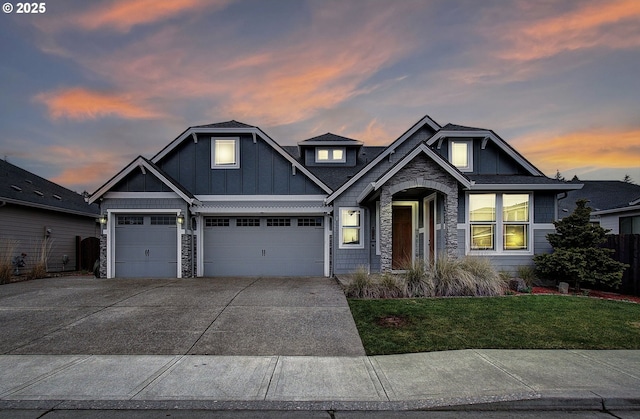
[111,134,325,196]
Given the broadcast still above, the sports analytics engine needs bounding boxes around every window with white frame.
[340,207,363,248]
[316,147,345,163]
[469,193,531,252]
[450,140,473,172]
[211,137,239,168]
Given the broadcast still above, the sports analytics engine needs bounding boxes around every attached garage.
[203,216,325,276]
[114,214,178,278]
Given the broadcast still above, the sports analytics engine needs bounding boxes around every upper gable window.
[316,147,345,163]
[212,137,239,169]
[450,140,473,172]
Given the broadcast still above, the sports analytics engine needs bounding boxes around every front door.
[392,206,413,269]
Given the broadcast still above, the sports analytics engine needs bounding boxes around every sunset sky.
[1,0,639,193]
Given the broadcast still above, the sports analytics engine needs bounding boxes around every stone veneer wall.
[99,233,107,278]
[379,154,459,272]
[181,233,196,278]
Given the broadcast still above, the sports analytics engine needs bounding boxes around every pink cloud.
[34,88,165,121]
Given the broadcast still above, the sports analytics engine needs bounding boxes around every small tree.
[534,199,627,291]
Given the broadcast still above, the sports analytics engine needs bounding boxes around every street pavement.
[1,277,639,416]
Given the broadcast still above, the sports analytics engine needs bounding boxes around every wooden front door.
[392,206,413,269]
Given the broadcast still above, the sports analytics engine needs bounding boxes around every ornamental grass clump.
[459,257,505,296]
[378,272,404,298]
[0,238,18,284]
[402,260,434,297]
[431,256,477,296]
[345,266,379,298]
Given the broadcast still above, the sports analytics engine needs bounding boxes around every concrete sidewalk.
[1,350,639,413]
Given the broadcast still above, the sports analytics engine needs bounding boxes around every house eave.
[591,204,640,216]
[467,183,584,191]
[0,197,99,218]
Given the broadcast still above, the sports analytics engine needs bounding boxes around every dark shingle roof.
[0,159,99,216]
[192,120,255,129]
[299,133,362,145]
[559,180,640,213]
[441,123,489,132]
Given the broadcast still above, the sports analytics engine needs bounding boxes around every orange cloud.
[514,128,640,173]
[52,161,121,192]
[35,0,228,34]
[498,0,640,61]
[35,88,164,121]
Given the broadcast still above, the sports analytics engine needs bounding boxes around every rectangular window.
[117,216,144,225]
[450,140,473,172]
[150,216,176,225]
[503,194,530,250]
[267,218,291,226]
[212,137,239,168]
[469,193,531,252]
[205,217,229,227]
[340,208,363,248]
[620,215,640,234]
[298,217,323,227]
[236,218,260,227]
[470,194,495,250]
[316,147,346,163]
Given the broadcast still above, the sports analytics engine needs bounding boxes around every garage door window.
[118,216,143,225]
[206,217,229,227]
[298,217,322,227]
[237,218,260,227]
[151,216,176,225]
[267,218,291,226]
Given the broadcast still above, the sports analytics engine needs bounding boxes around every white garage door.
[203,216,324,276]
[114,214,178,278]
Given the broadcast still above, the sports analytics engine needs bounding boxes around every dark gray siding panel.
[0,204,99,272]
[155,134,324,195]
[534,192,556,223]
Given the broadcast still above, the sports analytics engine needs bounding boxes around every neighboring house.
[559,180,640,234]
[0,159,100,272]
[89,116,581,278]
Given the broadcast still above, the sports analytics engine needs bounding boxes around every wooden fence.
[602,234,640,296]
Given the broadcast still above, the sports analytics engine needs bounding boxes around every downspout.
[557,192,568,220]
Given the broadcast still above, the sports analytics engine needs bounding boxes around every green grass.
[348,295,640,355]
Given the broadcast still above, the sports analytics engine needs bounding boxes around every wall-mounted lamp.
[98,214,108,225]
[177,213,185,225]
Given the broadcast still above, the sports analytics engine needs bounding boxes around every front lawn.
[348,295,640,355]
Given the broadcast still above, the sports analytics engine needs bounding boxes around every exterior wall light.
[98,214,108,225]
[177,213,185,225]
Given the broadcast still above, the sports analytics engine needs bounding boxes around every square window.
[471,224,495,250]
[503,194,529,222]
[212,137,239,168]
[504,225,528,250]
[469,194,496,222]
[316,147,346,163]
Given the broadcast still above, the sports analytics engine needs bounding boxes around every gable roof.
[150,121,332,194]
[88,156,198,205]
[0,159,99,217]
[357,143,473,204]
[425,128,544,176]
[325,114,441,203]
[560,180,640,215]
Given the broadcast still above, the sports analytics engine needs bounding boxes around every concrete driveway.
[0,276,365,356]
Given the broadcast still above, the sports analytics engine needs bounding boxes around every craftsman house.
[89,115,581,278]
